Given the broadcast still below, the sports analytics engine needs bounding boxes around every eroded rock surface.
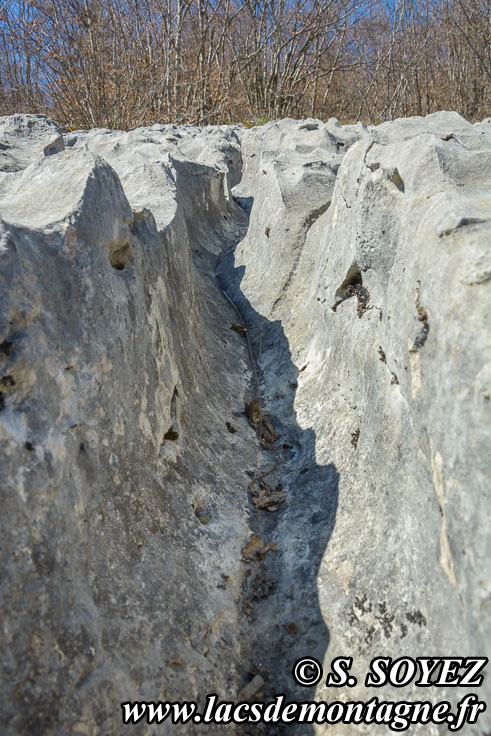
[0,116,254,735]
[0,113,489,734]
[0,114,64,172]
[234,112,491,734]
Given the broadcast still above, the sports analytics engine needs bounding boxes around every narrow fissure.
[216,201,339,734]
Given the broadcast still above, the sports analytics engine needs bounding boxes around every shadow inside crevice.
[216,234,339,734]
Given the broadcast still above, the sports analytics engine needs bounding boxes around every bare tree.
[0,0,489,127]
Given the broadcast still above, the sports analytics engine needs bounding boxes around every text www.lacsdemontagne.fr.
[121,693,485,731]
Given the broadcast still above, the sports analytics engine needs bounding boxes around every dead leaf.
[251,484,287,511]
[245,400,262,424]
[261,414,277,444]
[237,674,265,702]
[242,602,253,616]
[231,323,247,338]
[241,534,278,561]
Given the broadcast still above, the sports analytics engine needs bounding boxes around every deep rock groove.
[217,239,339,734]
[0,113,490,736]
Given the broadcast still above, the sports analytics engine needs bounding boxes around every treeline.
[0,0,489,129]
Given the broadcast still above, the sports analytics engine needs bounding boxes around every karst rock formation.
[0,112,490,734]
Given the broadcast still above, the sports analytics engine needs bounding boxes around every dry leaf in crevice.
[251,575,276,601]
[245,400,262,424]
[285,622,298,635]
[237,674,265,702]
[261,414,277,445]
[231,323,248,338]
[252,484,287,511]
[241,534,278,561]
[245,400,277,444]
[242,602,253,617]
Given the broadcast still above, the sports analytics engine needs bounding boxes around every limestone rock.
[0,114,64,172]
[233,112,491,733]
[0,118,253,735]
[0,112,489,735]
